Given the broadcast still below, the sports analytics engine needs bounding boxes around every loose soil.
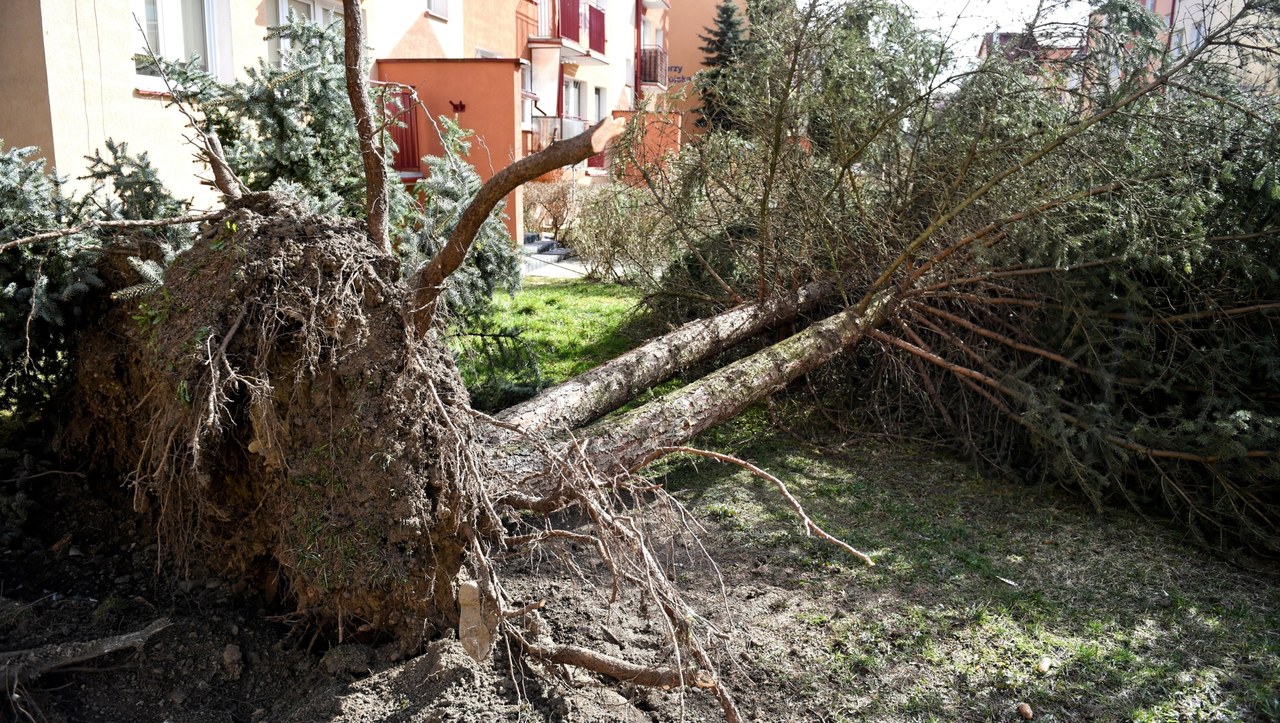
[4,434,1277,722]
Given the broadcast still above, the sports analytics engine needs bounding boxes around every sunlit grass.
[485,279,642,383]
[656,431,1280,721]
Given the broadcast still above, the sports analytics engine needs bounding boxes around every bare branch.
[408,117,625,333]
[1,211,226,253]
[637,446,875,566]
[342,0,391,254]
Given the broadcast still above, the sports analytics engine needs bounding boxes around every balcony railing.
[640,46,667,86]
[537,0,552,35]
[530,116,588,153]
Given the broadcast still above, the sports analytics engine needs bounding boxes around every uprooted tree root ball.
[61,193,749,718]
[67,193,481,646]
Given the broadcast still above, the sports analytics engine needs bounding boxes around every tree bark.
[343,0,391,254]
[408,118,624,334]
[573,291,896,472]
[497,279,836,433]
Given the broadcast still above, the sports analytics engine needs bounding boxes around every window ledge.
[424,10,449,21]
[134,87,173,99]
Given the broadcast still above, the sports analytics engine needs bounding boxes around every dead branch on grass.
[636,446,876,566]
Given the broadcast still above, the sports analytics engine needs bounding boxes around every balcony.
[533,0,606,64]
[640,46,667,87]
[530,116,588,153]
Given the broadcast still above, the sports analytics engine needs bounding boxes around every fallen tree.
[5,0,1279,719]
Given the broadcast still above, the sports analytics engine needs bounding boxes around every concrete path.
[522,254,589,279]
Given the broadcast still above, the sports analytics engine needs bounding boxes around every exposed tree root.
[2,619,170,722]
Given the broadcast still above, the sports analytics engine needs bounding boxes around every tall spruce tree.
[696,0,746,132]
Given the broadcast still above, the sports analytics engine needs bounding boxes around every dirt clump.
[65,193,482,643]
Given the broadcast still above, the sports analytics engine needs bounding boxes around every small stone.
[1036,657,1053,674]
[1017,702,1034,719]
[222,643,243,680]
[113,575,131,585]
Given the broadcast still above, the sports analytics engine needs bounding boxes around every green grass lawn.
[651,421,1280,722]
[486,279,643,382]
[453,279,645,410]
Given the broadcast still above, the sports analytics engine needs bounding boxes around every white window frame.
[425,0,449,21]
[593,87,607,122]
[272,0,343,62]
[563,79,585,119]
[279,0,343,25]
[520,62,535,130]
[134,0,228,91]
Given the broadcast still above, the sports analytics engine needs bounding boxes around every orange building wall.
[463,0,524,56]
[515,0,538,58]
[378,59,525,240]
[666,0,743,135]
[612,109,682,182]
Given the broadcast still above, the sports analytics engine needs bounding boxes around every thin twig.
[1,212,225,254]
[635,446,876,567]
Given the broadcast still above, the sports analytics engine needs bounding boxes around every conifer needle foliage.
[640,0,1280,551]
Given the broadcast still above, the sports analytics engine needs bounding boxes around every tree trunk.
[343,0,391,254]
[408,118,624,333]
[573,291,895,472]
[497,279,836,433]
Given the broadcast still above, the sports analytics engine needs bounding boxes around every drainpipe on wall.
[634,0,643,107]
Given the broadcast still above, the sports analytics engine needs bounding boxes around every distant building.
[1169,0,1278,93]
[0,0,678,239]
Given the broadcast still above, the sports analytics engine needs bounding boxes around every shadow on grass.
[652,427,1280,722]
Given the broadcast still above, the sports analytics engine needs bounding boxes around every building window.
[521,64,535,128]
[269,0,342,65]
[426,0,449,21]
[135,0,211,77]
[283,0,343,24]
[593,87,607,122]
[563,79,584,118]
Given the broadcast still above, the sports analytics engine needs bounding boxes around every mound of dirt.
[65,193,481,643]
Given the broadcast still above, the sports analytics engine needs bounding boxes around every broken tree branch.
[343,0,391,254]
[1,618,170,691]
[408,117,625,333]
[637,446,875,566]
[1,212,227,254]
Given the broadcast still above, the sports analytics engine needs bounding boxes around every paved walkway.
[522,254,589,279]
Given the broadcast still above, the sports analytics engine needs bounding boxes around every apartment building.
[0,0,676,239]
[1169,0,1278,92]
